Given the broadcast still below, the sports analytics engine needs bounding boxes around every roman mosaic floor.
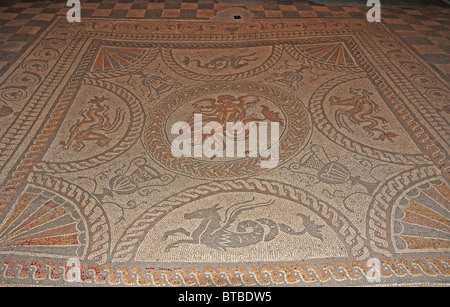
[0,0,449,286]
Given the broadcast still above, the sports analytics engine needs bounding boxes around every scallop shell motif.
[394,179,450,252]
[0,186,86,258]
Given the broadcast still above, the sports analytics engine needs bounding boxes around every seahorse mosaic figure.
[162,198,324,251]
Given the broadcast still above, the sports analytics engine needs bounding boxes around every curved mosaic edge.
[309,72,432,165]
[143,81,311,178]
[33,79,145,173]
[367,165,443,258]
[26,172,111,264]
[111,179,369,263]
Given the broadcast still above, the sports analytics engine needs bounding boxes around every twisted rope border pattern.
[112,179,369,262]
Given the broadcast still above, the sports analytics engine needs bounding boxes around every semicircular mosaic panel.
[0,17,448,286]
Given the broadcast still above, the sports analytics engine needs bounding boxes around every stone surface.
[0,1,448,287]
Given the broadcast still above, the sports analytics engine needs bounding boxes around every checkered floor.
[0,0,449,79]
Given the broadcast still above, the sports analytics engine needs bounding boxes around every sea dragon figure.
[182,52,258,71]
[162,198,324,251]
[60,96,125,151]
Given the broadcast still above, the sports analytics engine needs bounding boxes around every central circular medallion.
[143,81,311,178]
